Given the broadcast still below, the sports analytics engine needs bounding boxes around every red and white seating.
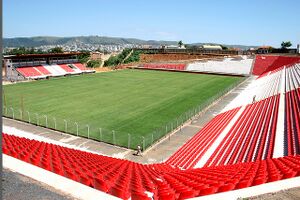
[59,64,81,74]
[73,63,95,73]
[5,56,300,199]
[43,64,66,76]
[16,66,46,79]
[186,56,253,75]
[3,133,300,200]
[285,88,300,156]
[166,107,241,169]
[16,63,95,79]
[205,95,280,167]
[253,55,300,76]
[34,65,52,75]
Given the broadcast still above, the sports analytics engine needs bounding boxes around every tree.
[78,51,90,64]
[178,40,183,48]
[220,45,228,50]
[49,47,64,53]
[87,60,102,68]
[103,48,132,67]
[4,47,46,55]
[281,41,292,49]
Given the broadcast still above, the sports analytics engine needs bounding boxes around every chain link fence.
[3,77,245,151]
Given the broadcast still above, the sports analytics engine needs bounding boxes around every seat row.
[253,55,300,76]
[186,56,253,75]
[285,87,300,156]
[16,63,95,79]
[2,133,300,200]
[205,95,280,167]
[166,107,241,169]
[141,64,186,71]
[168,63,300,169]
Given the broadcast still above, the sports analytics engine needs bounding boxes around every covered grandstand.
[3,53,95,81]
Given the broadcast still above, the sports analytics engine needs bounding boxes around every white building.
[201,45,222,50]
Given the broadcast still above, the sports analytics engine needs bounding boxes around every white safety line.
[193,106,246,168]
[273,67,286,158]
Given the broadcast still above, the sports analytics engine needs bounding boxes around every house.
[256,46,273,54]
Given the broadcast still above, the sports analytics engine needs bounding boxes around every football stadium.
[3,50,300,199]
[2,1,300,200]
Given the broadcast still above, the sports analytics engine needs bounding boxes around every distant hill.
[3,36,258,50]
[3,36,178,47]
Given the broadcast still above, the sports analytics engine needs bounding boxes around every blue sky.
[3,0,300,47]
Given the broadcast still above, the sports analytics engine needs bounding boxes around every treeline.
[104,49,142,67]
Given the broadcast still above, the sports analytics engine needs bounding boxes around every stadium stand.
[223,67,283,111]
[166,107,241,169]
[58,64,81,74]
[186,56,253,75]
[73,63,95,73]
[286,63,300,91]
[3,53,96,81]
[58,64,76,73]
[15,63,96,79]
[252,55,300,76]
[34,65,51,75]
[16,66,46,79]
[285,88,300,156]
[168,62,300,170]
[46,64,69,76]
[204,95,280,167]
[2,133,300,200]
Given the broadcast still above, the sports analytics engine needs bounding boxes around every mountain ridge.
[3,36,258,50]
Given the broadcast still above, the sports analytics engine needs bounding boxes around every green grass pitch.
[3,70,242,148]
